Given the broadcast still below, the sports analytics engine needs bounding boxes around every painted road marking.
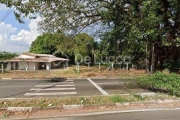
[30,88,76,91]
[35,84,75,87]
[25,80,77,97]
[96,82,120,85]
[25,92,77,96]
[87,78,109,95]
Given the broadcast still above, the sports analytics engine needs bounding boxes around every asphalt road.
[35,109,180,120]
[0,78,153,98]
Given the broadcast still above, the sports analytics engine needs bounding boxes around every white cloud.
[0,34,2,42]
[0,22,17,34]
[0,17,41,53]
[10,30,31,46]
[9,17,41,46]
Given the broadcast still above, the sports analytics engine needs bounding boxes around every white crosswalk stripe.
[25,92,77,96]
[24,80,77,97]
[30,88,76,91]
[35,84,75,87]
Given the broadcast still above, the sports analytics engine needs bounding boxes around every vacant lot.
[0,66,146,79]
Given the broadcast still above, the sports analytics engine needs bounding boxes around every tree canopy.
[30,32,96,64]
[0,52,18,69]
[29,32,65,54]
[1,0,180,72]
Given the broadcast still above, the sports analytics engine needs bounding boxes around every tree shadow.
[46,77,68,83]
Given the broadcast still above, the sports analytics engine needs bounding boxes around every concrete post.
[77,63,80,73]
[99,63,101,71]
[112,63,114,71]
[2,64,3,74]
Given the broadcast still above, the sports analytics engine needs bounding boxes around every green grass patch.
[137,72,180,96]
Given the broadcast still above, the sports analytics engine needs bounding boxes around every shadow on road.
[46,77,67,83]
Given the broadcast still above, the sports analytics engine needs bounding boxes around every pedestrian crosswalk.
[24,79,77,97]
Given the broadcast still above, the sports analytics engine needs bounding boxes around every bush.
[137,72,180,96]
[163,59,180,73]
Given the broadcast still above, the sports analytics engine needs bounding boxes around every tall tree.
[30,33,65,54]
[58,33,95,63]
[1,0,180,71]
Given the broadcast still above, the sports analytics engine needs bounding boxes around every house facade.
[5,53,69,71]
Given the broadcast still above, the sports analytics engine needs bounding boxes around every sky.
[0,4,40,53]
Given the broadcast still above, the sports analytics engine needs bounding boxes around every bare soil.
[0,66,146,79]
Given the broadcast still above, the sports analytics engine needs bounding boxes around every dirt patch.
[0,66,147,79]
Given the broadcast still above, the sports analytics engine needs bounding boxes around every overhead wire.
[0,7,15,24]
[0,7,12,22]
[0,0,23,24]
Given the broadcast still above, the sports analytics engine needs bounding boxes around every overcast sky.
[0,4,40,53]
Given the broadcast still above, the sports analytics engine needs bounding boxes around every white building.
[5,53,69,71]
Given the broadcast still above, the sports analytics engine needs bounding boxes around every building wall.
[6,61,61,71]
[28,62,39,70]
[6,63,11,71]
[18,62,28,70]
[46,62,51,70]
[6,62,40,71]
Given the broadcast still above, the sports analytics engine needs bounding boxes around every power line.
[0,0,22,24]
[0,7,12,21]
[0,7,15,24]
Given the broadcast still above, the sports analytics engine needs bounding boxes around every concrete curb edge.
[1,100,180,112]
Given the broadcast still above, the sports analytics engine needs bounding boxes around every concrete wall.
[28,62,39,70]
[6,62,40,71]
[18,62,27,70]
[46,62,51,70]
[6,62,55,71]
[6,63,11,71]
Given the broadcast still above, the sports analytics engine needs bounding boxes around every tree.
[0,51,18,60]
[58,33,95,64]
[30,33,65,54]
[0,51,18,69]
[1,0,180,71]
[74,33,94,56]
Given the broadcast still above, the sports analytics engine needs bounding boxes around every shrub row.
[137,72,180,96]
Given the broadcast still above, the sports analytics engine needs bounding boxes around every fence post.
[112,62,114,71]
[99,63,101,71]
[2,63,3,74]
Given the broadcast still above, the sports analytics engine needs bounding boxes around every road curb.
[63,104,83,110]
[1,78,12,80]
[1,100,180,112]
[7,107,33,112]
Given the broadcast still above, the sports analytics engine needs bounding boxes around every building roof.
[6,53,69,62]
[22,52,55,58]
